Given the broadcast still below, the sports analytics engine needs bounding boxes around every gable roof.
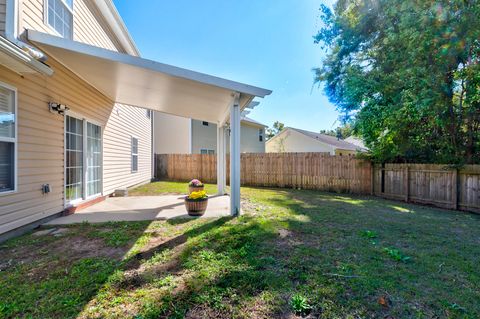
[289,127,360,151]
[241,116,267,128]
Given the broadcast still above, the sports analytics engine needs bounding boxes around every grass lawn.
[1,181,479,318]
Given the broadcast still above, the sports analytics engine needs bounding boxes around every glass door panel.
[86,122,102,197]
[65,116,83,203]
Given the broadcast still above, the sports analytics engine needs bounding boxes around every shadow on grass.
[2,187,480,318]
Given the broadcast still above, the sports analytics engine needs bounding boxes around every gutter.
[4,0,53,75]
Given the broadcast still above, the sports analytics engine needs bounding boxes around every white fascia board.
[93,0,140,56]
[27,30,272,98]
[0,36,53,75]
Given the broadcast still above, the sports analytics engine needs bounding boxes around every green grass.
[129,180,219,196]
[1,181,479,318]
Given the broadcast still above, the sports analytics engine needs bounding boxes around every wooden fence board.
[155,153,372,194]
[156,154,480,214]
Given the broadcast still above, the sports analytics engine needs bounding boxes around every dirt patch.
[54,236,126,260]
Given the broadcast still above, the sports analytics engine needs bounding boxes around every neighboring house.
[266,127,365,156]
[344,136,368,151]
[154,112,267,154]
[0,0,271,239]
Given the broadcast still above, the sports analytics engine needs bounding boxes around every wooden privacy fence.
[155,153,373,194]
[156,154,480,214]
[373,164,480,213]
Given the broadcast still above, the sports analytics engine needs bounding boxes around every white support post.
[230,94,241,216]
[216,125,226,195]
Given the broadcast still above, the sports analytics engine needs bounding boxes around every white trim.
[27,30,273,98]
[5,0,18,39]
[93,0,140,56]
[63,113,104,207]
[0,81,18,196]
[229,93,241,216]
[188,119,193,154]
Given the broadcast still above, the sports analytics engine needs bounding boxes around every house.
[266,127,365,156]
[344,136,368,151]
[0,0,271,239]
[153,112,267,154]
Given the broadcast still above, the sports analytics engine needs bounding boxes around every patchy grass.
[1,182,480,318]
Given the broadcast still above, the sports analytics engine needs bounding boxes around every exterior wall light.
[48,102,70,115]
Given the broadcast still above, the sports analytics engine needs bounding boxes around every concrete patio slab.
[45,195,230,225]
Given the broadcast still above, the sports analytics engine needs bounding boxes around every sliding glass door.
[86,122,102,198]
[65,116,102,205]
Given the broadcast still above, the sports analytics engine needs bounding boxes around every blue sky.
[113,0,338,132]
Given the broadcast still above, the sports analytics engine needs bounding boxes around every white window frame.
[200,149,214,155]
[131,136,138,173]
[64,112,103,207]
[0,81,18,196]
[259,128,264,142]
[44,0,74,39]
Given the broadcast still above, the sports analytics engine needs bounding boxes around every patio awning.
[26,30,271,123]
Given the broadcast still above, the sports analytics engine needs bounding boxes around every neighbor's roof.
[241,116,267,127]
[289,127,360,151]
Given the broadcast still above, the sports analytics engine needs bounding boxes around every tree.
[266,121,285,139]
[320,123,353,139]
[314,0,480,164]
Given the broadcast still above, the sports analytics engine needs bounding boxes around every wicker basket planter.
[184,197,208,216]
[188,185,204,194]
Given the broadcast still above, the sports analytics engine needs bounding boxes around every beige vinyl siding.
[19,0,124,52]
[0,0,6,35]
[103,104,152,195]
[0,58,114,234]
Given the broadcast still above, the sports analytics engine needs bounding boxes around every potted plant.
[184,190,208,216]
[188,179,204,194]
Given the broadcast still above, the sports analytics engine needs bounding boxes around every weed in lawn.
[361,230,378,239]
[383,247,412,263]
[290,293,312,316]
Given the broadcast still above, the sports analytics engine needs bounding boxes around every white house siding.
[191,119,217,154]
[0,59,114,235]
[153,112,190,154]
[0,0,6,35]
[103,105,152,195]
[225,122,265,153]
[266,129,335,154]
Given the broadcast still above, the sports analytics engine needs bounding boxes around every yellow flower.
[188,190,207,200]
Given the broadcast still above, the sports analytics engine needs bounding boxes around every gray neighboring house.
[154,112,267,154]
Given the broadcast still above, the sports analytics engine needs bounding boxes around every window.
[0,84,16,194]
[131,137,138,172]
[47,0,73,39]
[146,110,152,119]
[259,128,264,142]
[202,121,209,126]
[65,116,83,202]
[65,116,102,203]
[200,149,214,155]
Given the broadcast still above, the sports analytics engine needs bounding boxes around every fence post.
[370,162,375,195]
[452,168,458,210]
[404,166,409,202]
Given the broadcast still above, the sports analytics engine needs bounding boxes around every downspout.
[5,0,49,63]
